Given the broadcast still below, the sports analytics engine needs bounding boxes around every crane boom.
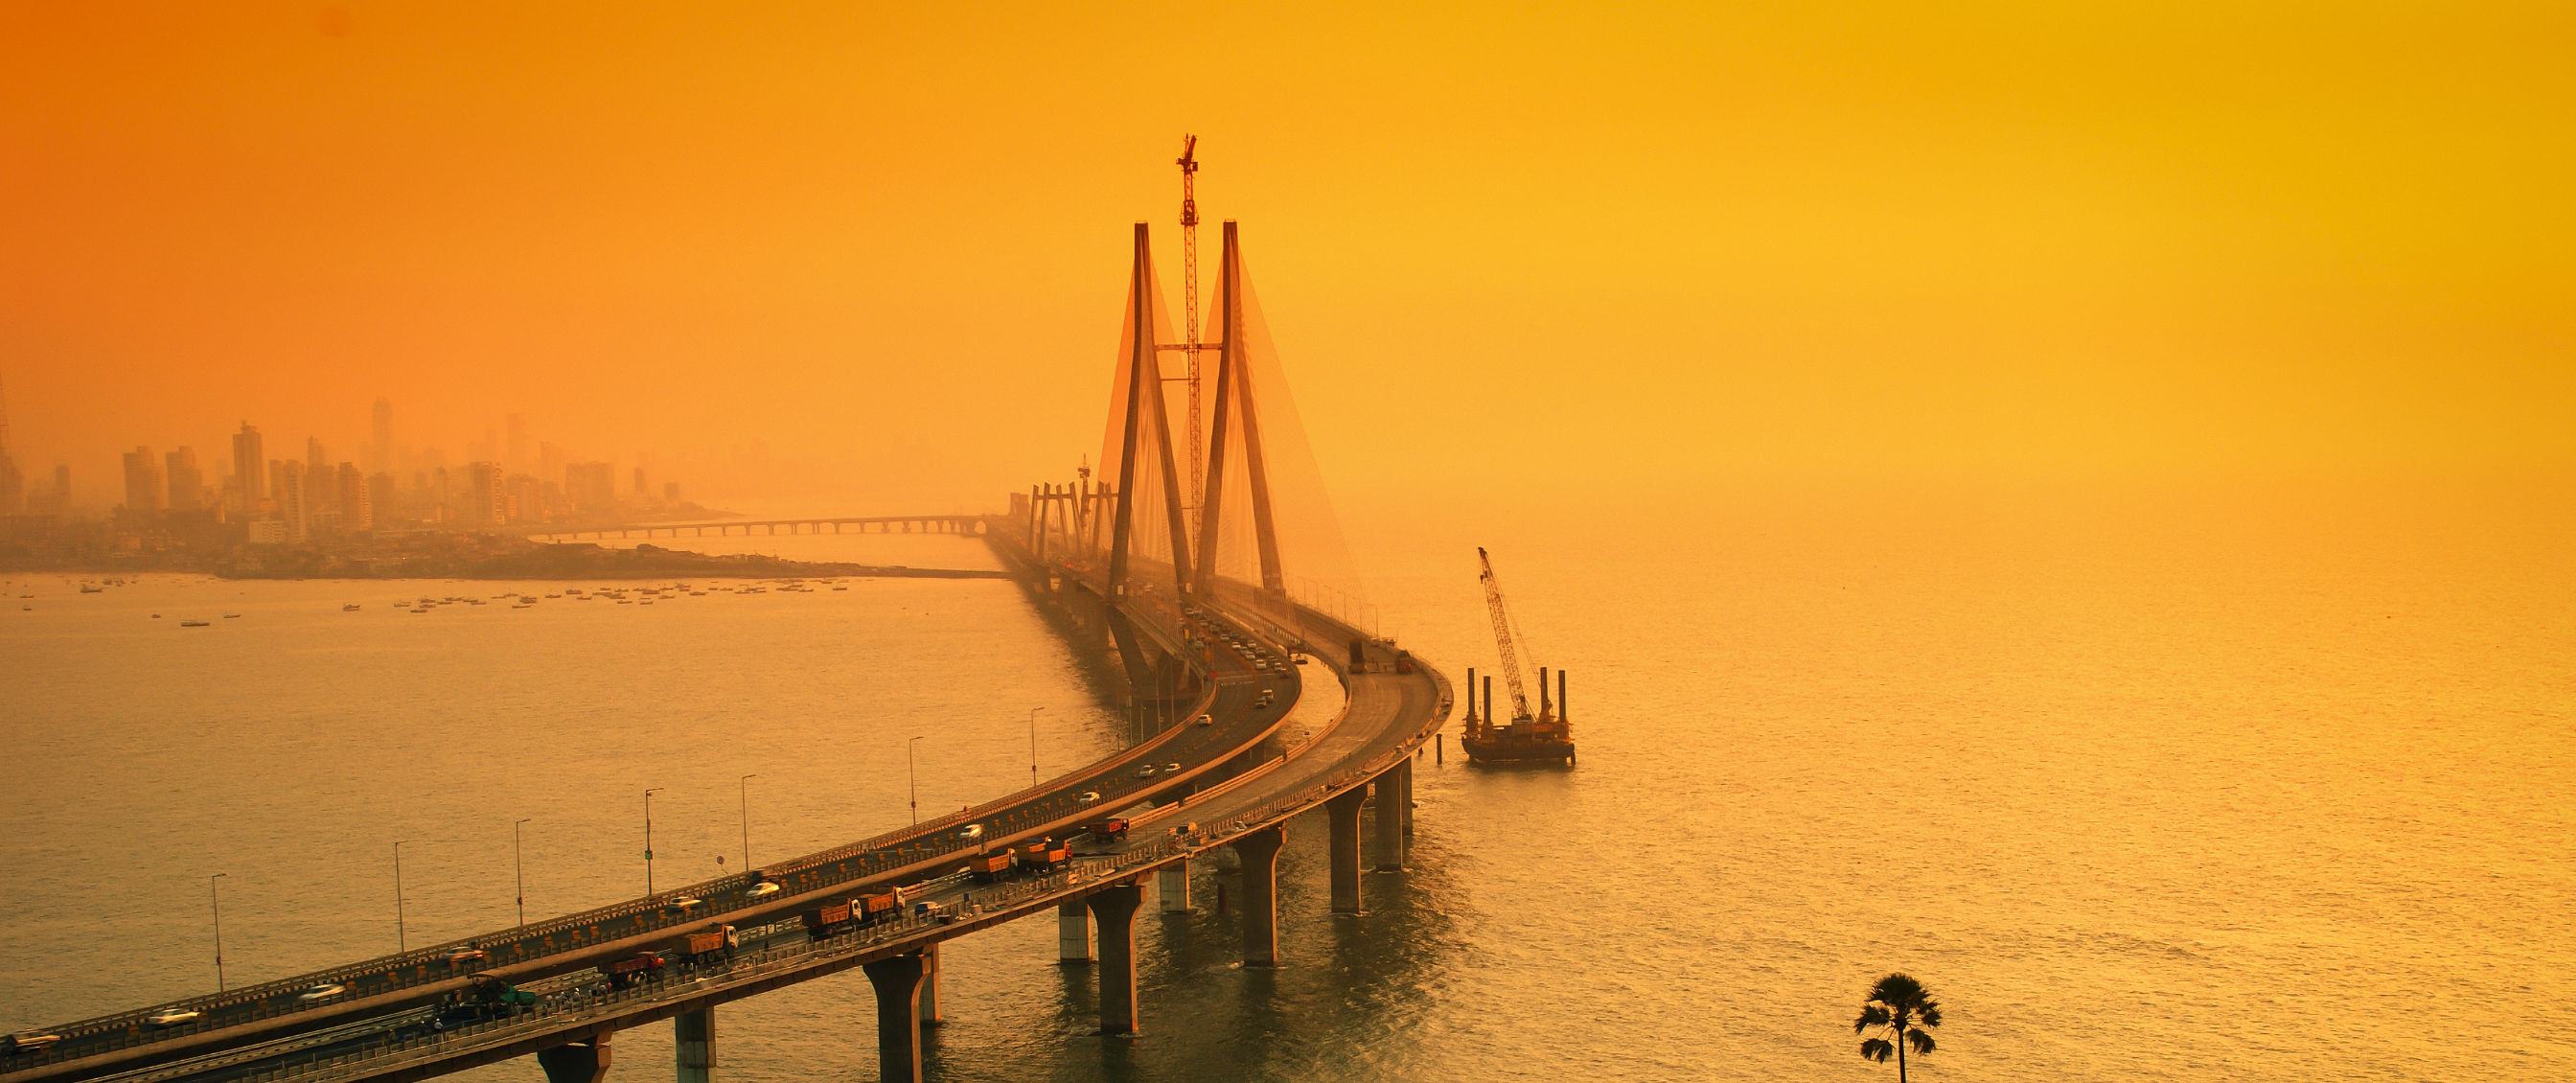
[1477,547,1534,721]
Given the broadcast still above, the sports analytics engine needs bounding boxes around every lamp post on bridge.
[908,736,927,824]
[393,841,407,955]
[643,788,664,895]
[1028,708,1045,788]
[739,773,757,871]
[210,872,228,992]
[514,818,532,928]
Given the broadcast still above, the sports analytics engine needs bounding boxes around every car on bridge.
[297,983,346,1002]
[5,1031,63,1055]
[145,1009,202,1028]
[444,947,489,966]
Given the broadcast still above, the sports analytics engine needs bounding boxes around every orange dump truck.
[856,892,900,926]
[681,926,737,961]
[969,852,1015,883]
[1017,840,1070,876]
[802,902,853,939]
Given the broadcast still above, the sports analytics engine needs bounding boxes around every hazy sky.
[4,2,2568,517]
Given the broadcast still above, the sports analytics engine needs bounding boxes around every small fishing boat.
[180,619,210,627]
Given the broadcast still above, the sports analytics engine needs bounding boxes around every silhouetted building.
[27,463,71,515]
[0,375,19,515]
[566,461,615,514]
[466,461,504,526]
[231,424,265,513]
[276,461,310,542]
[122,446,166,513]
[368,472,395,527]
[166,447,203,511]
[336,463,371,530]
[663,481,680,504]
[505,413,529,475]
[369,398,393,473]
[505,473,544,524]
[306,438,334,516]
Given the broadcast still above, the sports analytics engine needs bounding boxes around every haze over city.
[4,6,2570,1083]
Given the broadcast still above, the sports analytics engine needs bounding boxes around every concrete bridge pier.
[1374,761,1408,872]
[1088,882,1146,1034]
[1232,824,1285,965]
[1158,859,1190,911]
[536,1033,611,1083]
[918,942,943,1025]
[676,1005,714,1083]
[1327,788,1366,913]
[1059,899,1092,961]
[862,951,929,1083]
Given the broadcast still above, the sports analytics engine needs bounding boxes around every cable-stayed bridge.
[1,222,1450,1083]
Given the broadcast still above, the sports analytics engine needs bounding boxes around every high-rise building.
[505,413,529,475]
[538,441,564,489]
[505,473,544,525]
[0,374,19,515]
[466,462,505,526]
[276,461,310,542]
[166,447,203,511]
[663,481,680,504]
[368,472,396,527]
[122,447,166,512]
[565,461,616,514]
[306,438,334,516]
[336,463,371,530]
[27,463,72,515]
[230,424,265,513]
[369,398,393,473]
[632,467,649,502]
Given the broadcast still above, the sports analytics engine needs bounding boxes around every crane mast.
[1177,134,1204,540]
[1477,547,1534,721]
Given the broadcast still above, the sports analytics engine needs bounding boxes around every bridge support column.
[1158,858,1190,911]
[1059,899,1092,961]
[918,941,942,1025]
[1233,823,1285,966]
[862,951,928,1083]
[676,1005,714,1083]
[1374,762,1407,872]
[1403,755,1416,837]
[1088,881,1145,1034]
[1327,787,1366,913]
[536,1033,611,1083]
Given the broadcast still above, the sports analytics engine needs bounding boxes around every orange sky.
[3,2,2569,518]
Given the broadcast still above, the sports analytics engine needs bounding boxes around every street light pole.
[210,873,228,992]
[1028,708,1046,787]
[643,788,664,896]
[514,818,532,928]
[908,736,927,824]
[739,773,757,871]
[393,841,407,955]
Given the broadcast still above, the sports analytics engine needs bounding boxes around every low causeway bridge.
[522,516,983,542]
[3,222,1453,1083]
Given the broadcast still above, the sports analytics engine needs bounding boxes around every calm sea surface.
[5,484,2570,1081]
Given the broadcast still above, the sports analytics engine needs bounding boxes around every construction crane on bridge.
[1177,134,1206,540]
[1462,547,1576,765]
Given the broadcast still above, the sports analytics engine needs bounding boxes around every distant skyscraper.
[166,447,203,511]
[337,463,371,530]
[467,462,505,526]
[230,424,265,512]
[369,398,393,473]
[663,481,680,504]
[0,374,19,515]
[505,414,529,475]
[122,447,166,513]
[566,462,616,514]
[277,461,310,542]
[538,441,564,488]
[368,472,396,527]
[633,467,649,501]
[306,438,334,515]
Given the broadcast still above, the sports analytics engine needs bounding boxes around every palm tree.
[1854,973,1941,1081]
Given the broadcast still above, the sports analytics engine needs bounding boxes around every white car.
[145,1009,201,1027]
[296,984,346,1002]
[1077,792,1100,806]
[958,824,984,842]
[1193,714,1213,726]
[747,882,781,898]
[668,897,703,910]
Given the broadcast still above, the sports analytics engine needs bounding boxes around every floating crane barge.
[1460,546,1576,766]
